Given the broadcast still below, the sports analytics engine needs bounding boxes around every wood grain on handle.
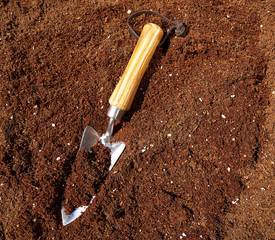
[109,23,163,111]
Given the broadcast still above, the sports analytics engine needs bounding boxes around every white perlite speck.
[232,198,239,205]
[127,9,132,14]
[180,232,187,238]
[56,157,61,161]
[52,123,55,127]
[142,147,146,153]
[227,167,231,172]
[221,114,226,119]
[167,133,172,137]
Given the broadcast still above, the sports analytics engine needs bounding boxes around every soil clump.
[63,143,110,215]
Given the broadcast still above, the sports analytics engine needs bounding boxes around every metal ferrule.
[107,105,124,121]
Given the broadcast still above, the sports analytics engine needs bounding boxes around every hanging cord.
[127,10,187,47]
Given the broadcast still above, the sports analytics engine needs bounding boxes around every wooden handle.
[109,23,163,111]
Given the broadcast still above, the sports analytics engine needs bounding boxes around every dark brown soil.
[0,0,274,239]
[63,143,110,214]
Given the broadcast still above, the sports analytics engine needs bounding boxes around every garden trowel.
[61,23,163,226]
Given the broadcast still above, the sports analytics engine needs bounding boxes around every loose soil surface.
[0,0,274,239]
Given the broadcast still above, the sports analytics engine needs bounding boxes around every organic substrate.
[0,0,274,239]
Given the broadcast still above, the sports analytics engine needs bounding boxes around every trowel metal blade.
[79,126,99,150]
[109,142,125,170]
[61,127,125,226]
[61,204,89,226]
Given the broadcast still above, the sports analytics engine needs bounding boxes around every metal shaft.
[100,106,124,146]
[100,117,115,146]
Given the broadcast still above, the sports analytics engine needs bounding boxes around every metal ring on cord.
[127,10,187,47]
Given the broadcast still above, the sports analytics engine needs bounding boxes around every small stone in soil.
[63,142,110,214]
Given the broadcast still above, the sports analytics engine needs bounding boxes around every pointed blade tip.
[61,205,88,226]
